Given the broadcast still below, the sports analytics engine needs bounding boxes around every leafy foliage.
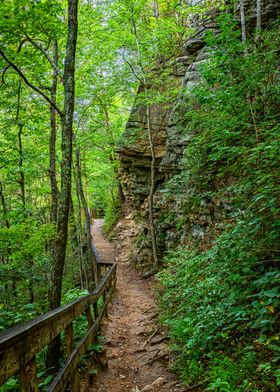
[158,14,280,391]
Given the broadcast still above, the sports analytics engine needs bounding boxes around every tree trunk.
[256,0,261,42]
[49,40,59,224]
[154,1,159,18]
[49,0,78,310]
[16,87,35,304]
[256,0,261,31]
[73,158,88,289]
[103,106,125,204]
[146,104,159,268]
[130,11,159,269]
[75,183,88,289]
[69,196,77,242]
[47,0,79,373]
[240,0,246,44]
[49,40,59,306]
[15,80,26,212]
[17,125,26,207]
[0,181,13,301]
[75,147,98,291]
[0,181,10,230]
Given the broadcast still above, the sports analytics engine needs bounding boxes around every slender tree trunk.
[130,13,159,269]
[0,181,10,230]
[146,104,159,268]
[255,0,262,44]
[256,0,261,32]
[16,81,25,206]
[49,41,59,307]
[69,195,84,285]
[49,0,78,310]
[17,125,26,207]
[16,85,35,304]
[47,0,79,373]
[77,189,88,288]
[240,0,246,44]
[73,160,88,289]
[18,125,34,303]
[69,196,78,248]
[75,147,98,291]
[0,181,14,301]
[49,40,59,223]
[104,106,125,204]
[154,1,159,18]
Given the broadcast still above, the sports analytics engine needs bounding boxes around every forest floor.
[82,217,185,392]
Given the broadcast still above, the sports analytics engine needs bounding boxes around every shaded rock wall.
[117,2,280,266]
[116,68,182,207]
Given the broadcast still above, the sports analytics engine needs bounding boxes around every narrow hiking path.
[84,218,185,392]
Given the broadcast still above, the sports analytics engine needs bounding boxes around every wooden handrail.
[0,261,117,391]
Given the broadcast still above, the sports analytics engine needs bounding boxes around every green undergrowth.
[103,190,123,235]
[158,227,280,391]
[157,15,280,392]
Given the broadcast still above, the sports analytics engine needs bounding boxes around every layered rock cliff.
[117,1,280,266]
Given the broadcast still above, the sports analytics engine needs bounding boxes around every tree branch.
[0,65,10,87]
[123,56,143,84]
[0,49,63,117]
[25,34,63,80]
[17,38,28,53]
[1,39,27,87]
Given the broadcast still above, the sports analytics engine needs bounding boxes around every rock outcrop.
[117,1,280,266]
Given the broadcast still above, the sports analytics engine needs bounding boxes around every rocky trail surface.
[83,217,185,392]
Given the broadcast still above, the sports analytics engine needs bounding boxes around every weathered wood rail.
[0,261,116,391]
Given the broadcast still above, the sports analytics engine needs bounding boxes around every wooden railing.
[0,262,117,391]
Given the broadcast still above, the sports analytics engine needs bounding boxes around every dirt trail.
[85,217,184,392]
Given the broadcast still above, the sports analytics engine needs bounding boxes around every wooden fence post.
[103,289,107,317]
[20,357,38,392]
[64,323,80,391]
[93,301,98,319]
[85,306,93,327]
[97,263,101,281]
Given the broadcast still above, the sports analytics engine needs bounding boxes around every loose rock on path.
[84,217,184,392]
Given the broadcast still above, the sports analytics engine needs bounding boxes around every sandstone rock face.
[117,72,180,208]
[117,2,280,265]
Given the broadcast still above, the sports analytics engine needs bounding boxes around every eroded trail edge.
[85,218,184,392]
